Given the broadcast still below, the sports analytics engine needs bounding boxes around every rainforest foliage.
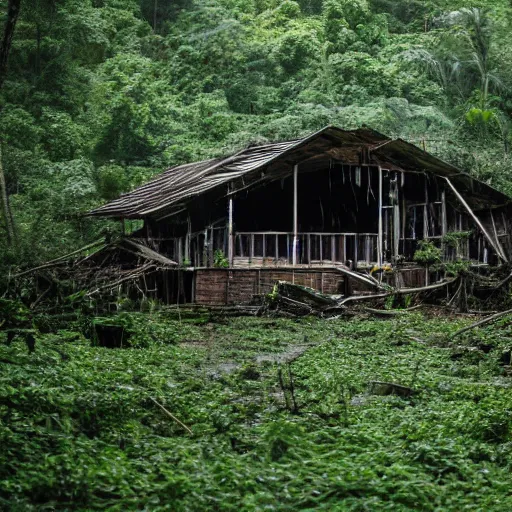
[0,0,512,270]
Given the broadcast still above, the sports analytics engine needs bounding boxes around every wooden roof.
[88,126,511,219]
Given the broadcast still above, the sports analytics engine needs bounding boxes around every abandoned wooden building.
[87,126,512,305]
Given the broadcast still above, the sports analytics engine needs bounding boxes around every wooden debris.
[264,279,459,317]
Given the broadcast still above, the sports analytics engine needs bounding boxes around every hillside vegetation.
[0,313,512,512]
[2,313,512,510]
[0,0,512,270]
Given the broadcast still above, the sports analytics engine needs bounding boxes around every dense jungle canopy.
[1,0,512,271]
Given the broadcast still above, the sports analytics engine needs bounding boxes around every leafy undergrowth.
[1,312,512,511]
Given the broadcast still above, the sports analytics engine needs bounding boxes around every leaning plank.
[444,178,507,262]
[451,308,512,339]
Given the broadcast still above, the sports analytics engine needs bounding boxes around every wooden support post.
[210,226,214,266]
[393,205,400,260]
[445,178,507,263]
[185,214,191,264]
[377,166,383,266]
[228,197,234,268]
[292,164,298,266]
[441,190,447,236]
[178,237,183,265]
[441,188,447,262]
[354,234,358,268]
[275,234,279,263]
[401,179,406,241]
[424,175,429,239]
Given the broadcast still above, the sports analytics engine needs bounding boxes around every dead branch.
[494,272,512,291]
[150,397,193,435]
[451,308,512,339]
[336,278,456,307]
[362,305,423,316]
[14,239,105,278]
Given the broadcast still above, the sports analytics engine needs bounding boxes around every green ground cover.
[1,312,512,510]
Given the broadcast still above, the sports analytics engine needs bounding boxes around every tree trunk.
[0,0,22,245]
[0,0,22,89]
[0,143,15,245]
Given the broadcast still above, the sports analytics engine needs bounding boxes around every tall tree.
[0,0,22,246]
[0,0,21,88]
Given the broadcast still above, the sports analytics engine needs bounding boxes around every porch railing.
[164,230,379,268]
[233,232,378,267]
